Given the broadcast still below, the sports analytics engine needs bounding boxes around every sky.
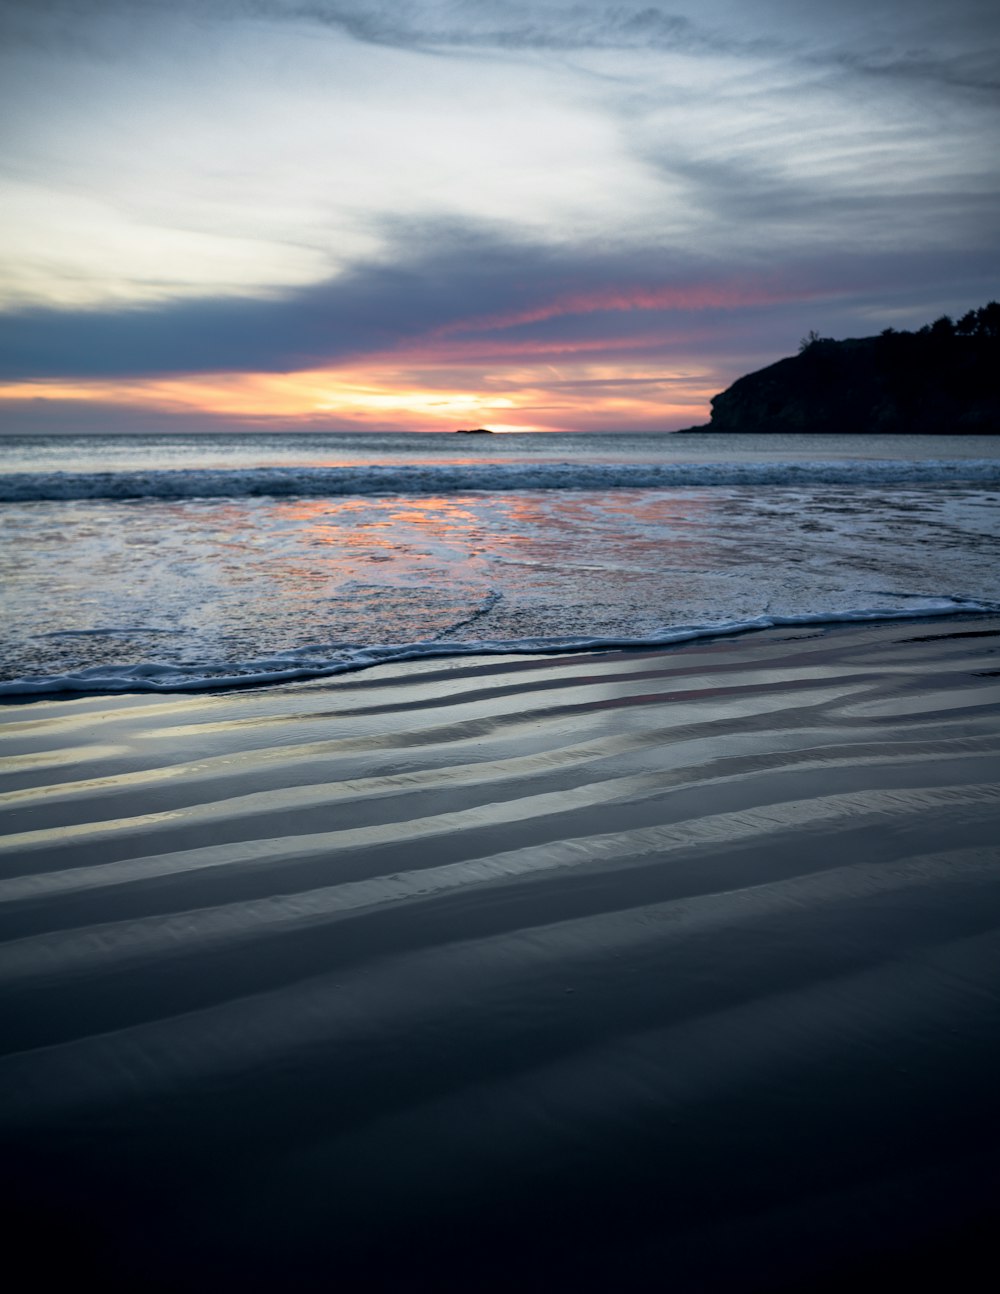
[0,0,998,433]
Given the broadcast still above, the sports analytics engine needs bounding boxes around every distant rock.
[699,302,1000,434]
[455,427,494,434]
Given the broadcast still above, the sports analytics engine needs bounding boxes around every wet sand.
[2,617,999,1291]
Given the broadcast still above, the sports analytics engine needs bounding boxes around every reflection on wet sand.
[2,618,999,1290]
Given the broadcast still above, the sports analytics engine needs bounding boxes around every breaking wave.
[3,459,1000,502]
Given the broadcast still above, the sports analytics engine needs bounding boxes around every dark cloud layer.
[0,228,701,377]
[2,0,998,420]
[1,221,995,382]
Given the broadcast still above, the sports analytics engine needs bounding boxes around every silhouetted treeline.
[704,302,1000,434]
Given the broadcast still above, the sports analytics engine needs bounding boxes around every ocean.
[2,429,999,695]
[4,430,1000,1290]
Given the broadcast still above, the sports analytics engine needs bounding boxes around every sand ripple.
[1,618,999,1290]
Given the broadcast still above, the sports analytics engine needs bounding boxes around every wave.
[2,598,995,696]
[2,459,1000,502]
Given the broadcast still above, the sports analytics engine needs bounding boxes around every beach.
[5,0,1000,1282]
[2,614,999,1290]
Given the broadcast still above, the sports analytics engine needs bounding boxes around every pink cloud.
[432,278,813,338]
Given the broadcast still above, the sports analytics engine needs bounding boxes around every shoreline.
[3,600,997,700]
[2,615,999,1290]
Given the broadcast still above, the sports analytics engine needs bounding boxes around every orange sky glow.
[0,354,722,432]
[1,2,997,439]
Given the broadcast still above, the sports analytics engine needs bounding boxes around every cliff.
[703,302,1000,434]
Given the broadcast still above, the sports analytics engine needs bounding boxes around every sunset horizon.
[3,6,1000,1291]
[2,0,998,434]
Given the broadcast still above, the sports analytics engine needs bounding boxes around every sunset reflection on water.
[253,488,729,648]
[277,489,718,583]
[0,485,730,677]
[4,467,996,689]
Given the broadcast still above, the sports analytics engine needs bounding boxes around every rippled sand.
[2,618,1000,1291]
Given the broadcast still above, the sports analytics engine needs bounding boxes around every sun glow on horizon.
[0,358,719,432]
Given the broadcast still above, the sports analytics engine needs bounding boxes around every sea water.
[1,431,998,694]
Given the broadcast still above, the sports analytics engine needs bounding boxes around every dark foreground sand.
[2,617,999,1291]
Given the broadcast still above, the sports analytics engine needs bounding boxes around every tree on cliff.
[707,303,1000,435]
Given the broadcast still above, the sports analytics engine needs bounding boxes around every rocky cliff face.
[706,304,1000,434]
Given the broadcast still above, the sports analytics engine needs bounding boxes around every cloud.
[285,0,1000,104]
[8,1,997,80]
[1,217,996,384]
[285,3,737,56]
[644,144,1000,252]
[0,224,736,378]
[0,2,744,57]
[1,0,998,419]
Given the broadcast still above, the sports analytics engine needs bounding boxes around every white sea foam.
[1,599,994,696]
[3,434,997,699]
[2,459,999,502]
